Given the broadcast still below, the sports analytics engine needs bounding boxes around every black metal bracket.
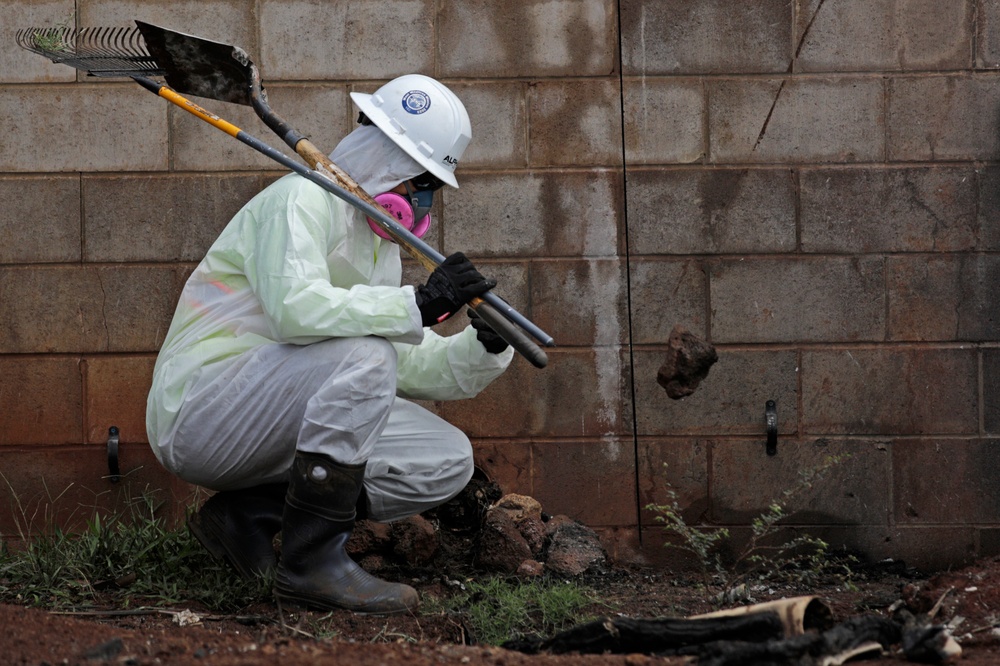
[765,401,778,456]
[107,426,121,483]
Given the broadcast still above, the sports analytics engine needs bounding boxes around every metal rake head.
[16,26,164,78]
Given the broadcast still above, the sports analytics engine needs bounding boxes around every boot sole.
[273,588,419,616]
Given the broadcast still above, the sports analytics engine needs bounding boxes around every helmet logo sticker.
[401,90,431,114]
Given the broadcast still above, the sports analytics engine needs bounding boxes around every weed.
[646,454,857,600]
[442,576,597,646]
[0,487,270,612]
[30,12,76,53]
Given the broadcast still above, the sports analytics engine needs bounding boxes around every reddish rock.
[391,515,438,565]
[656,325,718,399]
[516,516,546,556]
[516,559,544,578]
[476,506,532,573]
[493,494,543,522]
[347,519,392,556]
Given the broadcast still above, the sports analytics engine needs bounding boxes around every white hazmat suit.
[146,124,513,522]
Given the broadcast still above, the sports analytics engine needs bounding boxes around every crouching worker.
[145,75,513,615]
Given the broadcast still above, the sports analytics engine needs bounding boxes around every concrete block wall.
[0,0,997,571]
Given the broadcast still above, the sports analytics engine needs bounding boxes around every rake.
[17,22,551,369]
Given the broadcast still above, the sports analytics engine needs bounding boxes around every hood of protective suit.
[329,124,425,195]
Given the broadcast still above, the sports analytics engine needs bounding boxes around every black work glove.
[468,309,509,354]
[414,252,496,327]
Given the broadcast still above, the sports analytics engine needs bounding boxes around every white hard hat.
[350,74,471,188]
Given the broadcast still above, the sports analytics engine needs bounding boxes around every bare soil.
[4,555,1000,666]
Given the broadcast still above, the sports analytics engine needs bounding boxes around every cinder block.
[711,257,885,343]
[528,80,623,167]
[626,168,797,255]
[978,0,1000,67]
[708,78,884,163]
[0,266,190,354]
[594,527,652,568]
[622,78,705,164]
[0,357,82,445]
[976,166,1000,250]
[433,349,630,439]
[528,259,628,347]
[887,255,1000,341]
[0,266,107,353]
[260,0,433,79]
[620,0,791,75]
[633,526,721,572]
[96,266,193,352]
[889,75,1000,161]
[0,445,195,537]
[170,101,274,171]
[439,0,616,78]
[794,0,973,72]
[531,438,636,527]
[442,170,623,258]
[0,175,80,263]
[79,0,258,58]
[632,348,799,436]
[0,0,76,83]
[711,439,890,525]
[449,82,528,169]
[84,355,155,445]
[801,348,979,435]
[0,85,167,172]
[472,439,533,497]
[979,527,1000,558]
[628,258,708,345]
[985,349,1000,434]
[83,173,273,262]
[887,526,977,570]
[894,438,1000,524]
[171,85,351,172]
[636,438,709,526]
[801,167,978,253]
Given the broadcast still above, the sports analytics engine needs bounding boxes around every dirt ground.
[4,553,1000,666]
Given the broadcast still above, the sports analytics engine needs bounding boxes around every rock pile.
[346,478,608,578]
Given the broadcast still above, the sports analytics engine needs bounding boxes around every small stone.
[516,559,544,578]
[493,494,543,522]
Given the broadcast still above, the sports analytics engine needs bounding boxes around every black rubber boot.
[273,452,419,615]
[188,482,287,579]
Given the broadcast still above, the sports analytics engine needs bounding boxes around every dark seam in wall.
[615,0,642,544]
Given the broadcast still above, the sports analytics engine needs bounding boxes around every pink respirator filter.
[367,192,431,240]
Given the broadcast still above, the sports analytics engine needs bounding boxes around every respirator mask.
[367,171,445,241]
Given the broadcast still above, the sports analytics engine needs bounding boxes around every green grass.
[0,486,598,644]
[0,491,270,612]
[438,577,598,646]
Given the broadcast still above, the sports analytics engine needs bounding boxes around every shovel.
[17,23,551,369]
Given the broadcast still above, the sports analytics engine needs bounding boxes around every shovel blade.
[135,20,254,106]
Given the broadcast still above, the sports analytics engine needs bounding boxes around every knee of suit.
[312,336,398,398]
